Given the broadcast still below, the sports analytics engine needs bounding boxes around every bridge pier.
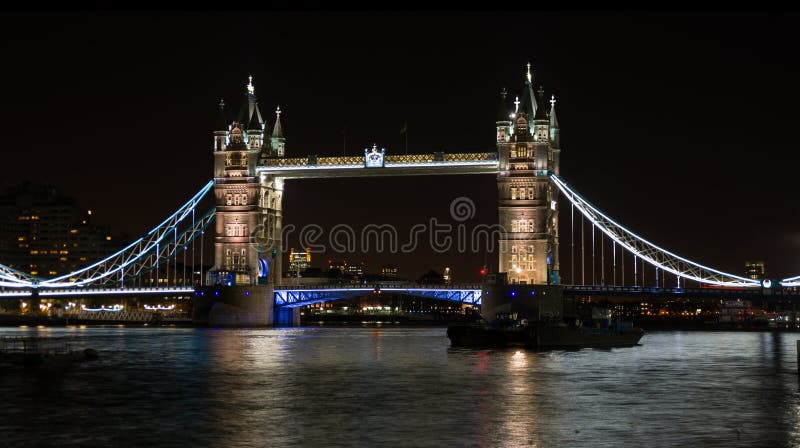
[273,307,300,326]
[193,285,274,327]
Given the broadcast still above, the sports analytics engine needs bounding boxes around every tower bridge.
[1,66,799,326]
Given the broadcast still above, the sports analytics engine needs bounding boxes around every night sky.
[1,12,798,282]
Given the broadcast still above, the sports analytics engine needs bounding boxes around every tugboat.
[447,279,643,349]
[447,312,643,349]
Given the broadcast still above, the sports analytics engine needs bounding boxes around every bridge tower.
[196,77,284,326]
[208,77,264,286]
[496,64,560,285]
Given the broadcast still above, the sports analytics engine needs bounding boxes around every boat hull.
[447,323,643,349]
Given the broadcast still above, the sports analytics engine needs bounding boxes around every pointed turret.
[497,87,510,121]
[246,106,263,150]
[272,106,283,138]
[238,75,263,128]
[518,63,538,122]
[247,106,261,131]
[534,86,548,121]
[215,99,228,131]
[270,106,285,157]
[213,99,229,151]
[549,94,560,148]
[496,87,512,143]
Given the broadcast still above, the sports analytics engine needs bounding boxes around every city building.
[443,267,452,285]
[288,247,311,276]
[0,182,124,278]
[381,264,398,278]
[328,259,365,277]
[745,261,765,280]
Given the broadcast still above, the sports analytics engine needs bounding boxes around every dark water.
[2,326,799,447]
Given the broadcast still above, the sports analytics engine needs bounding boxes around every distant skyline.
[0,12,798,281]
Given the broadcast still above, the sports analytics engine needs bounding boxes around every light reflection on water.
[1,327,800,447]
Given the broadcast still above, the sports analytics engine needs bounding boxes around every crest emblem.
[364,143,385,168]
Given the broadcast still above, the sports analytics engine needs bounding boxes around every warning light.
[480,268,486,276]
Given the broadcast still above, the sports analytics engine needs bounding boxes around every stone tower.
[496,63,561,285]
[195,76,294,327]
[208,77,266,286]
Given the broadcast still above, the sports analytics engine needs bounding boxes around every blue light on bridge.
[510,290,517,298]
[245,291,250,297]
[214,291,220,297]
[530,290,536,296]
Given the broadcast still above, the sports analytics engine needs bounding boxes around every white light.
[550,174,759,287]
[144,304,175,311]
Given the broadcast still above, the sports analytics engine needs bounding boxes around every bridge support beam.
[193,285,274,327]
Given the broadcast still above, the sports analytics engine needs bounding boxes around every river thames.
[2,326,799,447]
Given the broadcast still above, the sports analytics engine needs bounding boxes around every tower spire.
[534,85,548,120]
[549,94,560,148]
[497,87,511,121]
[247,75,255,95]
[272,106,283,138]
[271,105,286,157]
[549,95,559,128]
[519,63,537,122]
[215,99,228,131]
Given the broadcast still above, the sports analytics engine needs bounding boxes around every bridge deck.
[257,152,499,178]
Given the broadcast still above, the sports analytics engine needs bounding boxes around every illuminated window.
[70,229,78,234]
[527,187,534,199]
[511,187,517,200]
[106,236,111,241]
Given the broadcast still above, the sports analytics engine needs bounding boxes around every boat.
[447,310,643,349]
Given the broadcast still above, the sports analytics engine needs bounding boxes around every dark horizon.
[1,12,798,282]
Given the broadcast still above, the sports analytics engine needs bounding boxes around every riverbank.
[0,314,193,327]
